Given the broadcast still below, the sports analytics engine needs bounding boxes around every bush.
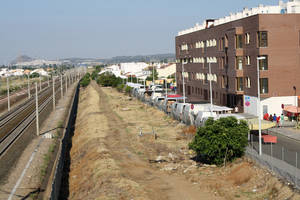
[80,73,91,87]
[189,117,249,166]
[96,72,122,87]
[116,84,125,92]
[125,86,132,95]
[91,71,99,80]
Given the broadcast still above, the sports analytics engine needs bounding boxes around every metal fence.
[248,133,300,188]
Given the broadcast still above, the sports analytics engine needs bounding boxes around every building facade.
[176,13,300,116]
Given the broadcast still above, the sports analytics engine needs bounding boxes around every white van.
[182,104,211,125]
[171,102,190,122]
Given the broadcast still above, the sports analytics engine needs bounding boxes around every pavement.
[269,126,300,142]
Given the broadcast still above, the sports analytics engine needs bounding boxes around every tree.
[96,72,122,87]
[146,67,158,81]
[189,117,249,165]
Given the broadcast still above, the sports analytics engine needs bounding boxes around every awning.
[246,118,275,130]
[283,105,300,114]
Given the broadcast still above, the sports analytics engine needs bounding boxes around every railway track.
[0,80,65,157]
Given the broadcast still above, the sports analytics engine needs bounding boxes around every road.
[250,130,300,168]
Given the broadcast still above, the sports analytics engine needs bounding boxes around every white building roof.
[178,0,300,36]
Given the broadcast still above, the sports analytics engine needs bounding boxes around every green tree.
[189,117,249,165]
[96,72,122,87]
[146,67,158,81]
[80,73,91,87]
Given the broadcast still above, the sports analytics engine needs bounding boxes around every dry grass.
[177,125,197,140]
[227,162,252,186]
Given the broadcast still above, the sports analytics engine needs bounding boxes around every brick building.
[175,0,300,116]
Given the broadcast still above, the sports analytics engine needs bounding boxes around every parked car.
[154,96,165,109]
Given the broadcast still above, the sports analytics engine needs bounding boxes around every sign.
[245,96,250,107]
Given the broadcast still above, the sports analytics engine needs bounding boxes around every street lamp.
[293,86,298,124]
[209,62,213,116]
[181,62,186,104]
[257,56,265,156]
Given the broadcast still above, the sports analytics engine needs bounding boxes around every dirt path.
[67,82,300,200]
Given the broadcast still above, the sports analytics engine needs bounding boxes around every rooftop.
[178,0,300,36]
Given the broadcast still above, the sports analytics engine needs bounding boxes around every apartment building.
[175,0,300,116]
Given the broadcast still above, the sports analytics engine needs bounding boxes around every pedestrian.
[264,113,269,120]
[280,113,284,128]
[269,114,273,122]
[273,113,277,122]
[276,116,280,127]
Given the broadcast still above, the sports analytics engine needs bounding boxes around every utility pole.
[60,75,63,98]
[39,76,42,91]
[7,76,10,112]
[65,75,68,93]
[53,76,55,110]
[257,56,266,156]
[35,82,39,136]
[27,74,30,99]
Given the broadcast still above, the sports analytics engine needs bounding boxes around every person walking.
[273,113,277,122]
[269,114,273,122]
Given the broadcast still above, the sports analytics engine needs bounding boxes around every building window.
[236,34,243,49]
[236,56,243,70]
[260,78,268,94]
[245,56,251,65]
[258,55,268,70]
[245,77,251,88]
[245,33,250,44]
[236,77,244,91]
[221,76,225,88]
[258,31,268,47]
[204,74,208,84]
[219,57,225,69]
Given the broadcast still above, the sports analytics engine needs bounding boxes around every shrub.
[80,73,91,87]
[116,84,125,92]
[96,72,122,87]
[189,117,249,165]
[91,71,98,80]
[125,86,132,95]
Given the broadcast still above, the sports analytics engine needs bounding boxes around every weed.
[227,163,252,186]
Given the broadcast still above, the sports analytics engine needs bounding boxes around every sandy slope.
[68,82,300,200]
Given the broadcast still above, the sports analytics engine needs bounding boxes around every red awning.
[283,105,300,114]
[167,94,182,98]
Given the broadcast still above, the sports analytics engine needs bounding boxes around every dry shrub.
[180,126,196,140]
[227,162,252,186]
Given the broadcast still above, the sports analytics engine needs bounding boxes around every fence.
[248,132,300,188]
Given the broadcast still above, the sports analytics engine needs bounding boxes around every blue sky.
[0,0,278,64]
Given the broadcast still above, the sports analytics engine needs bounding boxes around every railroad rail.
[0,79,65,157]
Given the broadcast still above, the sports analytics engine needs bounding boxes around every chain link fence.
[248,132,300,189]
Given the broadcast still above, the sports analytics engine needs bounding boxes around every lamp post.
[209,62,213,116]
[181,63,186,104]
[27,74,30,99]
[257,56,265,156]
[293,86,298,124]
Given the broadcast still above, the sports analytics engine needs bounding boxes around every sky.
[0,0,279,64]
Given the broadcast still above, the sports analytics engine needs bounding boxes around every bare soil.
[68,82,300,200]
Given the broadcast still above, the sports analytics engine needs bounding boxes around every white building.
[156,63,176,79]
[178,0,300,36]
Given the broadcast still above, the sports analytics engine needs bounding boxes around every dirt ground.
[68,81,300,200]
